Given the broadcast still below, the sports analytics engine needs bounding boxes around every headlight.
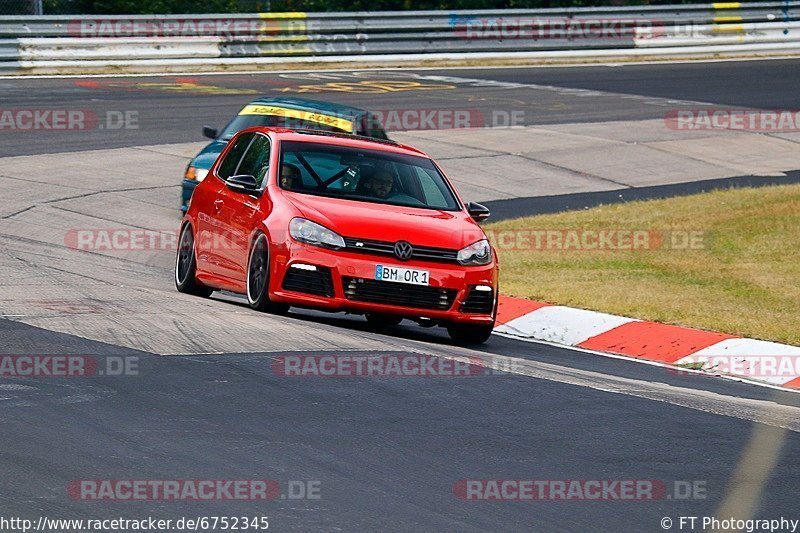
[289,218,345,249]
[457,239,492,266]
[185,166,209,182]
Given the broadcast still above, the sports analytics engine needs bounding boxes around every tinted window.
[217,132,255,181]
[237,134,271,188]
[416,167,451,207]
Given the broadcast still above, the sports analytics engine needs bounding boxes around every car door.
[213,133,273,283]
[195,131,255,282]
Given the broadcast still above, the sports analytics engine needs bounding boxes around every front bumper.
[270,243,498,324]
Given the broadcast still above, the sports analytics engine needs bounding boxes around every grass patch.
[675,362,705,371]
[486,184,800,345]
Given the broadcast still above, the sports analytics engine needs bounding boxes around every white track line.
[1,56,799,80]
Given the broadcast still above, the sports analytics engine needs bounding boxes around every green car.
[181,97,389,212]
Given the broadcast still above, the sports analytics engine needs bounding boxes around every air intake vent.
[460,286,495,314]
[343,277,456,311]
[282,266,334,297]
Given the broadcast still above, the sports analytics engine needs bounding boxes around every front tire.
[247,233,289,314]
[175,224,213,297]
[446,322,494,345]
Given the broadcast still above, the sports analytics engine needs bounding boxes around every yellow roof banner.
[239,105,355,132]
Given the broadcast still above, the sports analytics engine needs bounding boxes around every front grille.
[343,277,456,311]
[282,266,334,297]
[461,286,495,314]
[343,237,459,264]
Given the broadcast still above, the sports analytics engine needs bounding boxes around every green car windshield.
[279,141,460,211]
[220,114,351,140]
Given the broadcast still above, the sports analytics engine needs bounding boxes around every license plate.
[375,265,430,286]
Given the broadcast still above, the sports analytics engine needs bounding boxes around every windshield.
[220,115,352,140]
[279,140,460,211]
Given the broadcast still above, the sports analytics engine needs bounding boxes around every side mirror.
[226,174,260,195]
[202,126,219,140]
[466,202,491,222]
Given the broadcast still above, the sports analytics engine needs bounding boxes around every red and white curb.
[494,296,800,390]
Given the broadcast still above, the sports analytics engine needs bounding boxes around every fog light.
[290,263,317,271]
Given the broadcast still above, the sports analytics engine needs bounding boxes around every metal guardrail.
[0,38,19,59]
[0,2,799,73]
[2,4,799,37]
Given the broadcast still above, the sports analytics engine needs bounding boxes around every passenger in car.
[280,163,302,190]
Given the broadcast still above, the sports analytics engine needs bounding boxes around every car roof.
[244,127,428,157]
[247,97,371,118]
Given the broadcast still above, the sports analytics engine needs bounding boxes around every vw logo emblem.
[394,241,413,261]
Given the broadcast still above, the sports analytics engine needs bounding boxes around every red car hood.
[285,193,485,249]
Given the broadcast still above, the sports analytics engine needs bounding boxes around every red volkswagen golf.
[176,127,498,344]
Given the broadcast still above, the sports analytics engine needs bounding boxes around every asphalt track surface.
[2,61,800,531]
[3,315,800,531]
[1,58,799,156]
[486,171,800,220]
